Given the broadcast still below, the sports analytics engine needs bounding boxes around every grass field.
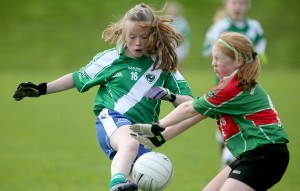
[1,0,300,190]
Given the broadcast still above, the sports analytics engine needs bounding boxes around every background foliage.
[1,0,299,190]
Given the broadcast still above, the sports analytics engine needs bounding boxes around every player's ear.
[234,57,243,68]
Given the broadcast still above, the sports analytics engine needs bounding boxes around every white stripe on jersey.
[85,49,118,79]
[114,67,163,114]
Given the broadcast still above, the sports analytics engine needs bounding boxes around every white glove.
[130,123,166,149]
[130,133,157,149]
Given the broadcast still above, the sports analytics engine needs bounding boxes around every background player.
[164,1,191,66]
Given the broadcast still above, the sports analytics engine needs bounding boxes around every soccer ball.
[132,152,173,191]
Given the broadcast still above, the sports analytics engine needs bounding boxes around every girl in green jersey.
[131,32,289,191]
[13,4,193,191]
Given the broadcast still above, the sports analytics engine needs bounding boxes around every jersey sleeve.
[192,96,213,117]
[192,75,274,119]
[192,76,246,118]
[192,92,245,119]
[73,49,117,93]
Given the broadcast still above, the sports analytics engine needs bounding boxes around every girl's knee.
[119,137,140,153]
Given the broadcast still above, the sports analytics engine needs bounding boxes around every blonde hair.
[102,3,183,73]
[214,32,260,91]
[164,2,182,17]
[223,0,251,8]
[216,0,251,22]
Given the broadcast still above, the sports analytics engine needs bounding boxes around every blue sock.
[109,173,126,189]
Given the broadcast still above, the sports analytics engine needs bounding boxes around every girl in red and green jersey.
[131,32,289,191]
[196,70,287,157]
[202,0,268,168]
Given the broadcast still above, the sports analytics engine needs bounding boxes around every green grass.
[1,0,300,190]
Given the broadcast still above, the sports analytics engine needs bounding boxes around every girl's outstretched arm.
[159,101,199,128]
[46,73,75,94]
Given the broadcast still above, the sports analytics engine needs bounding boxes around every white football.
[132,152,173,191]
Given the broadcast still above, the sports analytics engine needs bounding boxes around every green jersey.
[203,16,266,57]
[73,47,193,123]
[192,72,289,157]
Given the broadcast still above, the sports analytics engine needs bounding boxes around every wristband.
[149,134,166,147]
[152,123,165,132]
[169,93,176,102]
[38,83,47,95]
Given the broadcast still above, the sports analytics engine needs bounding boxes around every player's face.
[124,21,150,58]
[211,45,236,79]
[225,0,248,21]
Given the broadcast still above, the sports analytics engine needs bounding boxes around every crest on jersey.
[144,73,157,84]
[207,90,216,98]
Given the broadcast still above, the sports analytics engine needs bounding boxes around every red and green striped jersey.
[192,73,289,157]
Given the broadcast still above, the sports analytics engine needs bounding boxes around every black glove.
[144,86,176,102]
[130,123,166,148]
[13,82,47,101]
[148,133,166,147]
